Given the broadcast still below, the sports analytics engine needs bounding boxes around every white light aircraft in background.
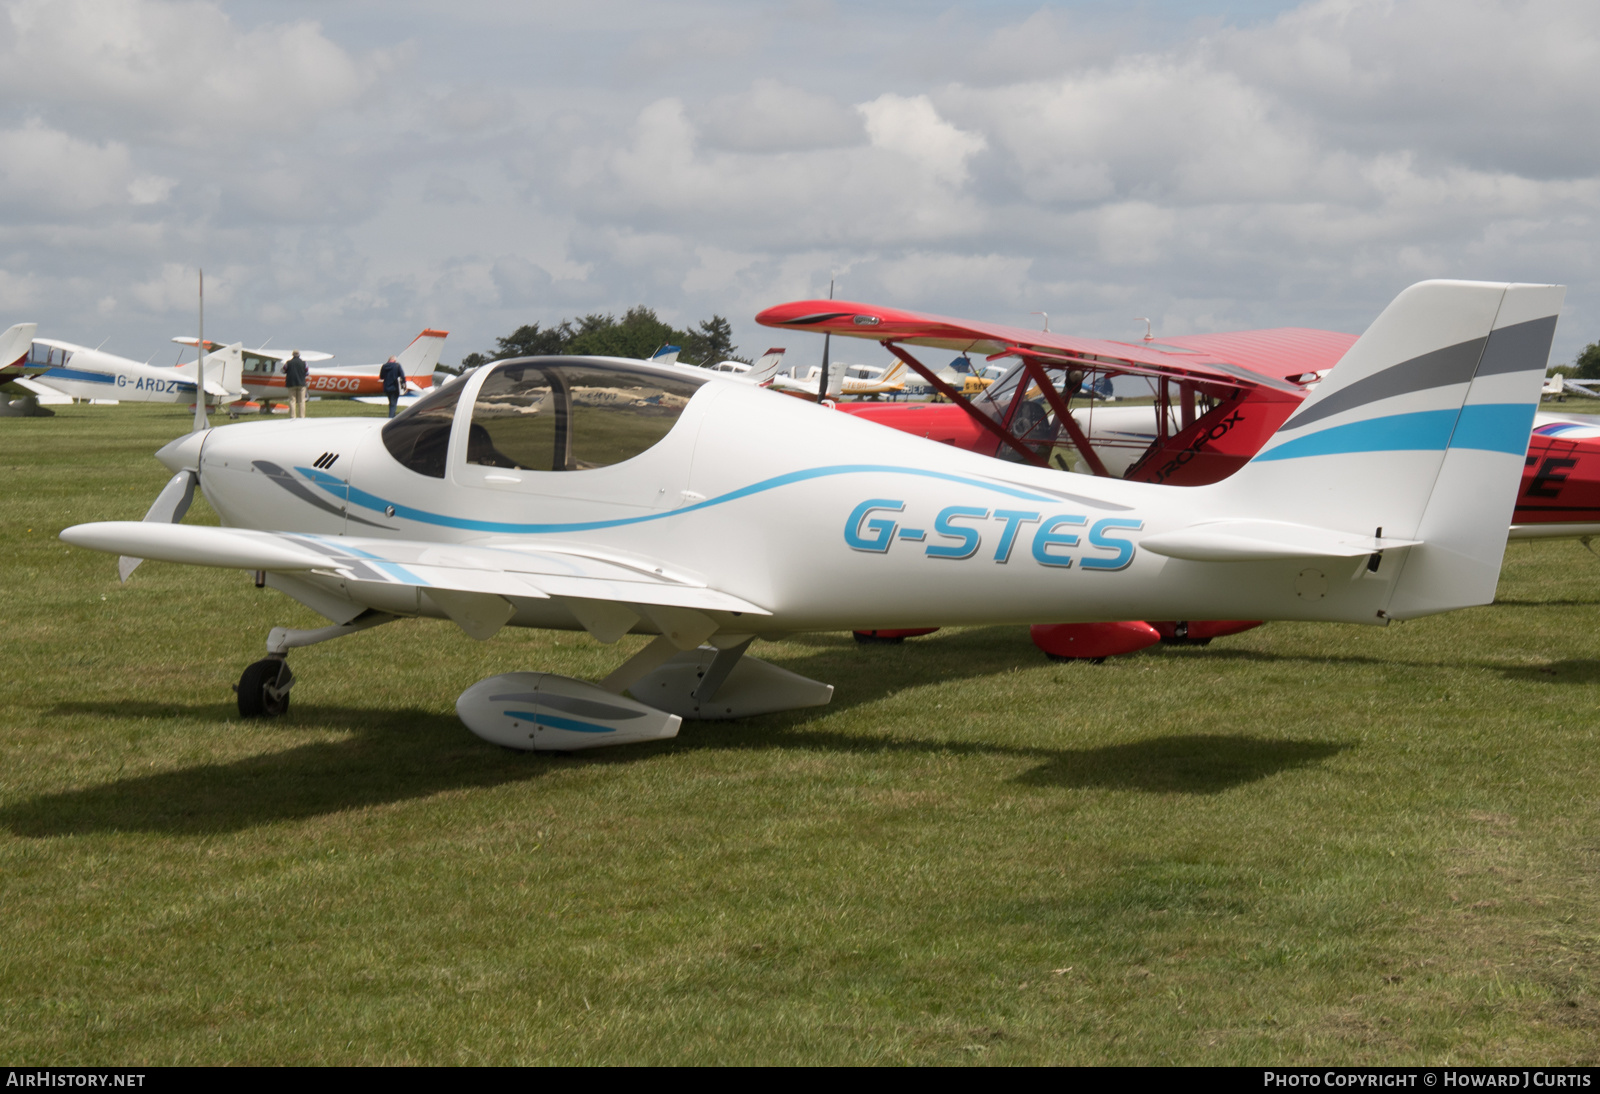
[61,281,1560,753]
[770,358,909,398]
[699,347,787,384]
[11,334,243,407]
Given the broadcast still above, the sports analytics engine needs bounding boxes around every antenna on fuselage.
[193,269,209,432]
[816,276,834,405]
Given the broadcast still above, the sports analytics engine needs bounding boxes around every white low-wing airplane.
[61,281,1560,751]
[770,359,910,398]
[14,335,244,406]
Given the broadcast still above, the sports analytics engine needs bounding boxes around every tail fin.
[214,342,244,397]
[1216,279,1561,618]
[175,342,244,397]
[825,359,845,398]
[879,359,908,387]
[651,344,682,365]
[0,322,36,372]
[397,329,449,380]
[741,348,786,387]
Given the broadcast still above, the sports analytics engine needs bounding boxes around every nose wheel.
[236,657,295,718]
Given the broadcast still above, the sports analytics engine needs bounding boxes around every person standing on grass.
[379,355,406,418]
[284,350,308,419]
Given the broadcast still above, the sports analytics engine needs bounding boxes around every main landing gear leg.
[235,610,398,719]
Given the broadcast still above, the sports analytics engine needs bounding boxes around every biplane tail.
[1216,280,1562,618]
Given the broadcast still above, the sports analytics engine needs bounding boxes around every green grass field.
[3,402,1598,1064]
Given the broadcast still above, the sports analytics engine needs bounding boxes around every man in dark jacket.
[283,350,309,418]
[379,355,406,418]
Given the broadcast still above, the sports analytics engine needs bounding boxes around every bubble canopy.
[381,357,710,478]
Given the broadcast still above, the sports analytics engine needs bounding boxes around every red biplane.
[756,296,1584,659]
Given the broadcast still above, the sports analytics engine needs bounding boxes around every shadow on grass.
[4,710,1347,838]
[5,633,1347,836]
[1495,659,1600,685]
[677,725,1347,796]
[4,704,556,838]
[1010,734,1346,793]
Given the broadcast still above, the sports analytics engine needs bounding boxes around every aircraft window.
[381,378,466,478]
[467,360,705,472]
[28,342,68,368]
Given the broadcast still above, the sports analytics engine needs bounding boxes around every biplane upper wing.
[755,299,1357,393]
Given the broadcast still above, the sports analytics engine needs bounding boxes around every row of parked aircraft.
[0,324,450,413]
[56,278,1583,753]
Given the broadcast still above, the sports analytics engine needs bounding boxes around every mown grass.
[2,402,1598,1064]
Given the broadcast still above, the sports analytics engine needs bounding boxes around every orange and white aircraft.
[174,329,448,408]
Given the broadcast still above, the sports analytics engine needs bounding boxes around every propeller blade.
[118,469,198,581]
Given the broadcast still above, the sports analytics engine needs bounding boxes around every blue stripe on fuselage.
[41,367,116,385]
[295,463,1065,535]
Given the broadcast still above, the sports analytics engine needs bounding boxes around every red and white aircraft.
[174,329,449,408]
[757,294,1573,657]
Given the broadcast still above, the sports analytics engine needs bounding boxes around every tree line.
[1548,340,1600,379]
[457,307,742,371]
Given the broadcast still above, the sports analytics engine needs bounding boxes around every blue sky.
[2,0,1596,372]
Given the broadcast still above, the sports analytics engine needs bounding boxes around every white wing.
[60,522,770,618]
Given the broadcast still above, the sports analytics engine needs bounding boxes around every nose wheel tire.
[237,658,294,718]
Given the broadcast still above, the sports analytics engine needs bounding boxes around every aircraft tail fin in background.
[1213,280,1562,619]
[0,322,36,372]
[825,358,845,399]
[174,342,245,398]
[397,329,449,381]
[742,348,786,387]
[214,342,244,397]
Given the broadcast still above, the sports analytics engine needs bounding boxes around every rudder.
[1212,280,1562,620]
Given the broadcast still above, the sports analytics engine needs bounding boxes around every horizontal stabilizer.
[1140,520,1420,563]
[12,377,71,403]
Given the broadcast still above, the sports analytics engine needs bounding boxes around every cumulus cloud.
[857,93,985,186]
[0,120,171,213]
[0,0,389,147]
[699,80,865,152]
[553,92,989,250]
[1218,0,1600,177]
